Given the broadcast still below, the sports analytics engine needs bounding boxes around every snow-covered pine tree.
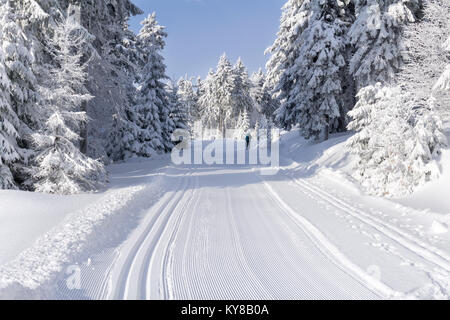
[214,54,236,135]
[231,58,254,126]
[177,77,199,126]
[250,68,279,121]
[0,2,21,189]
[198,69,219,130]
[198,54,236,135]
[234,111,251,139]
[265,0,312,98]
[131,12,171,155]
[348,0,420,88]
[29,17,106,194]
[1,1,41,135]
[31,1,144,162]
[347,84,447,196]
[276,0,352,141]
[167,80,189,135]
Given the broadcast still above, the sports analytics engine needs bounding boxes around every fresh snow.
[1,132,449,300]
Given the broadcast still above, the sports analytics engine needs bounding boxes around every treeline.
[0,1,188,194]
[265,0,449,196]
[176,54,278,139]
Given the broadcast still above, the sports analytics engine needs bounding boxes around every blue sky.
[128,0,285,80]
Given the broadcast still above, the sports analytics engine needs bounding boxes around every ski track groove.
[106,172,189,299]
[289,174,450,275]
[138,172,194,299]
[260,177,394,298]
[224,187,274,299]
[252,181,360,299]
[177,175,202,300]
[159,174,200,300]
[84,163,449,300]
[237,182,322,299]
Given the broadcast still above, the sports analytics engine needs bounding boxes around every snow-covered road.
[69,161,449,300]
[101,166,380,300]
[2,135,449,300]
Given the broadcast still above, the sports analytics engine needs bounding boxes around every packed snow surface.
[0,132,449,300]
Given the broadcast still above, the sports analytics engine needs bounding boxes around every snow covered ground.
[0,132,449,300]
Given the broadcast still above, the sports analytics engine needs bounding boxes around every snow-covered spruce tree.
[0,0,47,187]
[0,7,21,189]
[347,84,447,196]
[198,54,236,135]
[177,77,199,127]
[106,113,138,161]
[234,111,251,139]
[265,0,312,98]
[198,69,219,130]
[29,18,107,195]
[26,1,144,162]
[276,0,353,141]
[104,26,145,162]
[1,1,41,135]
[214,54,236,134]
[348,0,420,88]
[167,80,189,134]
[128,12,170,156]
[231,58,254,126]
[250,68,279,121]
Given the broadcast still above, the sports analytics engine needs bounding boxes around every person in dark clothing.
[245,134,251,150]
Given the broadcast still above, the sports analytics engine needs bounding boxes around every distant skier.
[245,133,251,150]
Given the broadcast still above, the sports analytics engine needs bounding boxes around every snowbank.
[279,128,450,217]
[0,158,170,299]
[0,191,100,265]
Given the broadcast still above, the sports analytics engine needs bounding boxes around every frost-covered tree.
[29,18,106,194]
[214,54,236,133]
[231,58,254,124]
[177,77,199,126]
[0,0,46,187]
[1,1,40,135]
[276,0,352,141]
[198,54,236,135]
[0,6,21,189]
[234,111,251,139]
[265,0,312,98]
[121,12,169,157]
[396,0,449,121]
[348,0,420,88]
[250,68,279,121]
[198,69,219,130]
[167,80,189,134]
[139,13,174,152]
[106,113,139,161]
[347,84,447,196]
